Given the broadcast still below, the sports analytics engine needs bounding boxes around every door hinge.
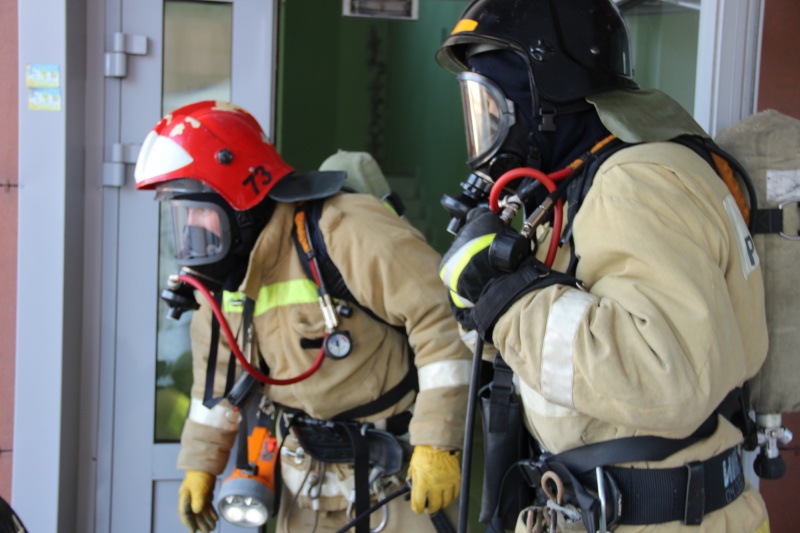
[104,32,148,78]
[103,143,141,187]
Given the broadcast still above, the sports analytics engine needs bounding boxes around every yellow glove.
[178,470,219,533]
[406,445,461,514]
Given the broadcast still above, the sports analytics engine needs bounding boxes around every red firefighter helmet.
[135,100,343,210]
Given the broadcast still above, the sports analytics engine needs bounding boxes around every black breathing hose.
[458,336,485,533]
[332,485,410,533]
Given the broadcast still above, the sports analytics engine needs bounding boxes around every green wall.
[625,9,700,113]
[277,0,470,253]
[276,3,486,530]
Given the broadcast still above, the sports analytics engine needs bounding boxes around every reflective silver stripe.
[723,194,759,279]
[541,288,597,408]
[518,377,581,418]
[418,360,472,390]
[188,398,241,431]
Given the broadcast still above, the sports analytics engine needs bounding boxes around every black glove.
[471,256,584,342]
[439,207,510,311]
[440,208,583,342]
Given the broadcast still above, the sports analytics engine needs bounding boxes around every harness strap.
[292,201,412,331]
[487,354,514,434]
[202,291,243,409]
[333,366,418,421]
[547,386,746,476]
[235,407,250,470]
[670,135,758,232]
[582,446,745,526]
[342,423,370,533]
[752,208,785,235]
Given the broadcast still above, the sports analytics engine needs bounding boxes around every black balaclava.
[467,50,610,174]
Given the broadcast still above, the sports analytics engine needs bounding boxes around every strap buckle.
[683,461,705,525]
[595,467,608,533]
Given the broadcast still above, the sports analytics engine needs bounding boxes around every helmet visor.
[166,199,232,267]
[457,71,516,168]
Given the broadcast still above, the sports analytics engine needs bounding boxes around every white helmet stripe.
[134,131,194,184]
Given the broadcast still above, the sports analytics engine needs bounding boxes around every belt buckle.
[595,467,608,533]
[591,466,622,533]
[683,461,705,525]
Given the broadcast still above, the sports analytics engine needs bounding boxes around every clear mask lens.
[457,71,516,168]
[167,199,232,266]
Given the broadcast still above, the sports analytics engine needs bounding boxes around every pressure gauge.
[323,331,352,359]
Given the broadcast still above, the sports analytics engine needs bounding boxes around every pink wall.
[757,0,800,120]
[0,0,18,505]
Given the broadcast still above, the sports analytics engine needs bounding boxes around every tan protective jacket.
[493,142,769,532]
[178,194,471,475]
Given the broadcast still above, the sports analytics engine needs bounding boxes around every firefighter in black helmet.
[436,0,637,181]
[436,1,771,532]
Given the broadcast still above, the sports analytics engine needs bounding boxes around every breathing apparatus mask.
[441,50,544,236]
[437,0,636,241]
[155,178,275,319]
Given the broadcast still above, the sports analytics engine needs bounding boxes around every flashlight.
[217,426,278,527]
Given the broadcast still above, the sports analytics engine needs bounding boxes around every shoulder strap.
[204,297,262,409]
[292,199,355,302]
[669,135,758,232]
[562,137,633,275]
[292,200,411,333]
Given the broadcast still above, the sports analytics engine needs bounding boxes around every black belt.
[576,446,746,527]
[279,411,412,465]
[521,445,745,532]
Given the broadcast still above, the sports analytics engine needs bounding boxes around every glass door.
[618,0,701,113]
[156,0,234,445]
[101,1,277,531]
[616,0,762,135]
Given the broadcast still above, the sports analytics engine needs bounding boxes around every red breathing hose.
[488,167,572,267]
[177,274,326,385]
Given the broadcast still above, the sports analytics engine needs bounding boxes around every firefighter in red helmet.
[135,101,469,533]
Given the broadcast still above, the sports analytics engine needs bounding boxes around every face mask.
[169,199,232,267]
[457,71,518,169]
[457,70,544,181]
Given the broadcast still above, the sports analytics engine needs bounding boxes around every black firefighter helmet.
[435,0,638,105]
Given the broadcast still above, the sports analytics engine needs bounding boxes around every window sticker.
[26,64,62,111]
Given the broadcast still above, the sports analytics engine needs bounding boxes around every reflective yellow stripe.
[452,19,478,34]
[439,233,496,294]
[755,518,770,533]
[223,279,319,315]
[382,199,399,216]
[449,289,472,310]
